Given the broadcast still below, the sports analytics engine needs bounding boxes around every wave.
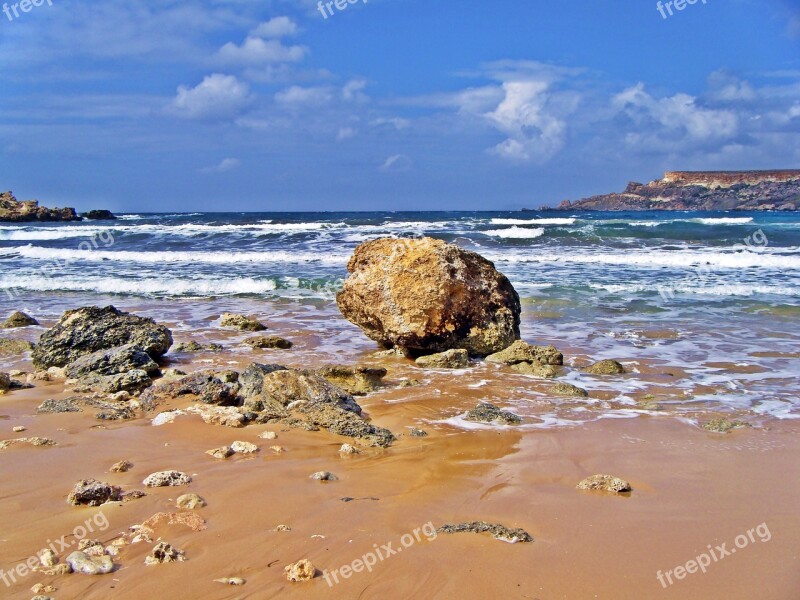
[482,227,545,239]
[590,283,800,297]
[490,218,576,226]
[693,217,754,225]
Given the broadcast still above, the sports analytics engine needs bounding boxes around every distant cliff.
[557,170,800,211]
[0,191,81,222]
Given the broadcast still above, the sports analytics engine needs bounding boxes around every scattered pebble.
[31,583,57,594]
[550,382,589,398]
[702,418,750,434]
[38,549,57,567]
[275,524,292,532]
[285,559,316,582]
[409,428,428,437]
[464,403,521,425]
[270,446,286,454]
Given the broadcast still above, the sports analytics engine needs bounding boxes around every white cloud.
[201,157,241,173]
[274,85,333,108]
[342,79,369,103]
[251,17,299,39]
[380,154,412,172]
[370,117,411,130]
[170,74,252,120]
[337,127,356,140]
[218,37,308,66]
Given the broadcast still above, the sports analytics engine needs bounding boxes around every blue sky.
[0,0,798,212]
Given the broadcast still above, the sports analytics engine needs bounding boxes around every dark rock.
[67,479,123,506]
[173,341,224,353]
[139,370,240,408]
[0,372,10,393]
[220,313,267,332]
[464,402,521,425]
[315,365,387,395]
[438,521,533,543]
[510,361,559,378]
[1,311,38,328]
[244,336,293,350]
[82,210,116,220]
[71,370,153,394]
[65,344,160,378]
[409,428,428,437]
[32,306,172,369]
[550,382,589,397]
[296,403,395,448]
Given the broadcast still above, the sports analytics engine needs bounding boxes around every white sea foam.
[490,218,576,226]
[482,227,546,239]
[693,217,754,225]
[589,283,800,297]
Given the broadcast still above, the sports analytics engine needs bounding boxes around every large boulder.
[64,344,160,379]
[336,238,521,356]
[32,306,173,369]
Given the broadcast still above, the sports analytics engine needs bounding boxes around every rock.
[576,474,632,493]
[415,349,469,369]
[140,370,239,408]
[0,437,56,450]
[214,577,246,586]
[143,471,191,487]
[141,511,206,532]
[173,341,223,353]
[438,522,533,543]
[65,344,160,378]
[485,340,563,366]
[337,237,521,356]
[82,210,116,220]
[409,428,428,437]
[13,426,26,432]
[275,524,291,532]
[110,460,133,473]
[67,479,123,506]
[285,559,316,582]
[231,440,259,454]
[0,191,80,222]
[244,336,293,350]
[314,365,386,395]
[339,443,360,455]
[206,446,234,459]
[296,403,395,448]
[399,378,423,387]
[37,397,83,414]
[65,551,114,575]
[185,405,247,428]
[78,539,107,556]
[176,494,206,510]
[464,402,521,425]
[0,372,10,393]
[270,446,286,454]
[550,382,589,397]
[585,359,626,375]
[310,471,338,481]
[70,369,153,395]
[0,338,34,357]
[31,582,57,593]
[145,542,185,565]
[702,418,750,433]
[510,361,559,378]
[38,549,58,568]
[32,306,172,369]
[258,431,278,440]
[220,313,267,332]
[37,563,71,576]
[1,311,38,328]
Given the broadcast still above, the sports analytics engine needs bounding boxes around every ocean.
[1,210,799,423]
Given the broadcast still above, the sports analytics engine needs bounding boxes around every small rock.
[13,426,26,432]
[438,521,533,543]
[486,341,563,366]
[510,361,559,378]
[38,563,71,576]
[315,365,386,395]
[1,311,38,328]
[206,446,234,459]
[415,349,469,369]
[173,341,224,353]
[142,471,192,487]
[110,460,133,473]
[0,437,56,450]
[244,336,293,350]
[176,493,206,510]
[0,339,34,357]
[258,431,278,440]
[78,539,107,557]
[67,479,123,506]
[576,474,632,493]
[275,524,292,532]
[144,542,185,565]
[31,583,57,594]
[231,440,259,454]
[66,551,114,575]
[38,549,57,567]
[464,402,521,425]
[339,443,360,455]
[585,360,626,375]
[702,418,750,434]
[409,428,428,437]
[220,313,267,332]
[285,559,316,582]
[550,382,589,397]
[399,378,423,388]
[270,446,286,454]
[310,471,338,481]
[214,577,245,586]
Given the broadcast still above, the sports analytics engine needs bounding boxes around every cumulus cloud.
[218,37,308,66]
[274,85,333,108]
[169,74,252,120]
[201,157,241,173]
[251,17,299,39]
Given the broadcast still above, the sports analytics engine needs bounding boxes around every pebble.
[176,493,207,510]
[258,431,278,440]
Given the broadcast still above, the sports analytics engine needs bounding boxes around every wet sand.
[0,301,799,599]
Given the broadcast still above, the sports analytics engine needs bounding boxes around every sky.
[0,0,799,213]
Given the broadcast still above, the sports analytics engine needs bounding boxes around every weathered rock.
[585,360,626,375]
[65,344,159,379]
[1,311,38,328]
[173,341,223,353]
[145,542,185,565]
[0,437,56,449]
[438,522,533,543]
[185,405,247,428]
[143,471,191,487]
[337,237,521,356]
[485,341,563,366]
[409,428,428,437]
[0,191,80,222]
[38,550,58,568]
[310,471,338,481]
[285,559,316,582]
[315,365,386,396]
[141,511,206,532]
[0,338,34,357]
[65,551,114,575]
[82,210,116,220]
[67,479,123,506]
[220,313,267,332]
[464,402,521,425]
[37,397,83,414]
[176,494,206,510]
[70,370,153,395]
[32,306,172,369]
[576,474,632,493]
[339,443,360,455]
[244,336,293,350]
[702,418,750,434]
[140,370,240,408]
[258,431,278,440]
[550,382,589,397]
[231,440,259,454]
[415,349,469,369]
[214,577,246,586]
[296,403,395,448]
[110,460,133,473]
[206,446,234,459]
[0,372,9,393]
[510,361,559,378]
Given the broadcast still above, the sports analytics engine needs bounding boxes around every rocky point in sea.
[0,190,81,222]
[337,237,521,357]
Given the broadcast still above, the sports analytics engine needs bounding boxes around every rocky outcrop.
[0,191,80,222]
[485,341,563,366]
[558,170,800,211]
[140,370,240,407]
[220,313,267,332]
[1,311,38,328]
[337,237,521,357]
[32,306,173,369]
[82,210,116,220]
[314,365,386,396]
[415,349,469,369]
[64,344,160,379]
